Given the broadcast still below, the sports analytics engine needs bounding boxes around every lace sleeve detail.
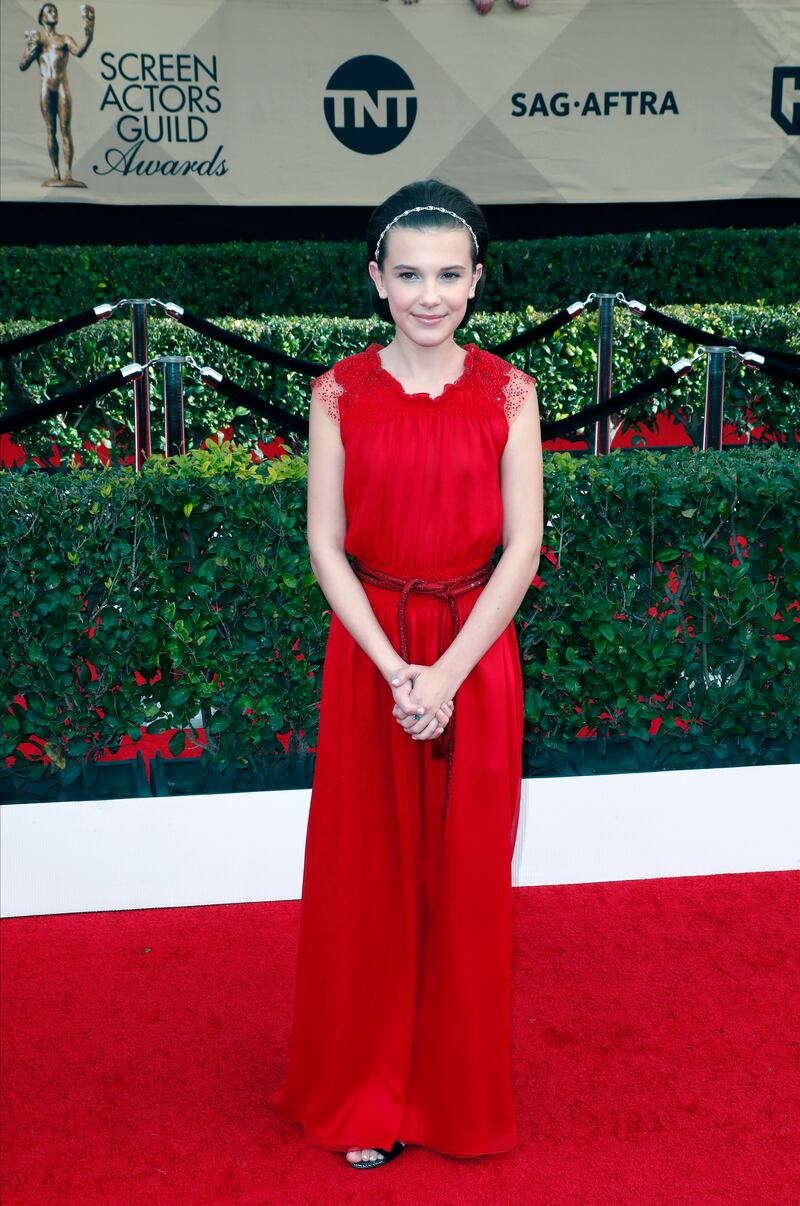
[311,367,344,423]
[503,364,536,427]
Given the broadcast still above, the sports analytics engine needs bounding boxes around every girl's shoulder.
[314,346,376,389]
[470,345,536,388]
[310,347,376,422]
[468,345,537,427]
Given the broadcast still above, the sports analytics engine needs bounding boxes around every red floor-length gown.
[269,342,535,1157]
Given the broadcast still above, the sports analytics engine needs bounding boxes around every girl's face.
[368,226,483,350]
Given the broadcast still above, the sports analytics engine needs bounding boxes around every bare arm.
[19,30,41,71]
[306,382,405,684]
[436,383,543,694]
[67,5,95,57]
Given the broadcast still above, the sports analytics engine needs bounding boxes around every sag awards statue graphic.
[19,3,96,188]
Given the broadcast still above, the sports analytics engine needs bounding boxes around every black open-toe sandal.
[348,1140,405,1170]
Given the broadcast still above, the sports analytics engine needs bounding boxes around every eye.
[397,271,417,280]
[441,272,462,281]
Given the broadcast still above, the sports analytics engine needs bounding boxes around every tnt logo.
[771,67,800,134]
[324,55,417,154]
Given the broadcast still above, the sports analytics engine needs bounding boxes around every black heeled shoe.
[347,1140,405,1170]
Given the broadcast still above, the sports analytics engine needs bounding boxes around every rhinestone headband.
[373,206,479,261]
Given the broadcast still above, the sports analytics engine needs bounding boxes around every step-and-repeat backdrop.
[1,0,798,206]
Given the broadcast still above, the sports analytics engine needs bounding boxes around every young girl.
[269,179,544,1170]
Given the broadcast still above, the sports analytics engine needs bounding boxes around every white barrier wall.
[2,764,799,917]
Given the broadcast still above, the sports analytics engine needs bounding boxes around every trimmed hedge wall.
[2,305,799,466]
[2,226,799,321]
[1,445,798,798]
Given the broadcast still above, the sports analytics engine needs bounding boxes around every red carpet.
[1,872,798,1205]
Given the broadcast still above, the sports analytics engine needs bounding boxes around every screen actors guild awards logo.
[19,3,96,188]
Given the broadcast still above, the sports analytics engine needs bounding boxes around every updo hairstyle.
[366,178,489,327]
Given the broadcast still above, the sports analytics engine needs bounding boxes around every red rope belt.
[350,555,495,821]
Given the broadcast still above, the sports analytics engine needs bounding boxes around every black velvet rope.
[172,304,583,373]
[540,365,681,441]
[169,309,329,376]
[487,307,581,356]
[210,360,685,444]
[752,355,800,388]
[0,368,137,436]
[636,307,800,370]
[4,299,796,446]
[3,355,791,446]
[0,308,109,360]
[200,372,310,440]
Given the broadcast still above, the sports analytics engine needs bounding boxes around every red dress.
[269,342,535,1158]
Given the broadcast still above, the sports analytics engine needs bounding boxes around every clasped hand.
[390,664,455,741]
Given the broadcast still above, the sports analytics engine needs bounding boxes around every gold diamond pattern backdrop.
[1,0,798,205]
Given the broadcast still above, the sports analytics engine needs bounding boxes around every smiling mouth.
[413,314,446,321]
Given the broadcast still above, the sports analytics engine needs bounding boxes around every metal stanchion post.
[130,301,151,471]
[594,293,615,454]
[162,357,186,456]
[702,348,728,451]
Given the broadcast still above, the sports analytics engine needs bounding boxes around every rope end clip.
[670,354,700,378]
[120,362,145,382]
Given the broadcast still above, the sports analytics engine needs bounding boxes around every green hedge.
[2,227,798,321]
[1,445,798,797]
[2,304,798,466]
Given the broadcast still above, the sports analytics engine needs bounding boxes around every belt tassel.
[350,556,494,821]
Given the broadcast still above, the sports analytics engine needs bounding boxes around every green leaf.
[208,712,231,734]
[168,730,187,756]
